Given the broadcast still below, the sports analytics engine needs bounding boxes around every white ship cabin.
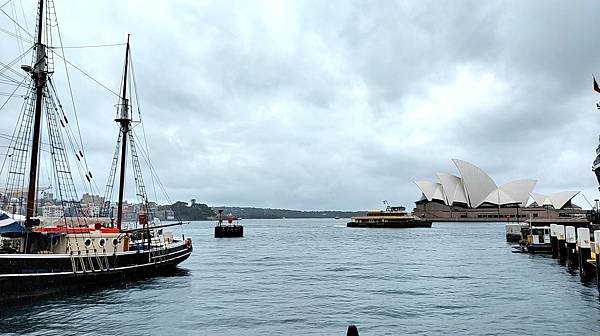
[366,206,408,217]
[528,226,551,245]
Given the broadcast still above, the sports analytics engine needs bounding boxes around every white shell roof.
[436,173,468,206]
[452,159,497,207]
[482,188,515,206]
[498,179,537,206]
[414,159,567,208]
[414,181,445,203]
[530,191,579,209]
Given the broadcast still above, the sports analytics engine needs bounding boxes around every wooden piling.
[550,224,559,259]
[557,225,566,264]
[566,226,578,269]
[595,231,600,291]
[577,227,593,280]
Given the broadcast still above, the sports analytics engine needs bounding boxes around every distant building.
[81,193,104,206]
[154,209,175,221]
[42,205,64,218]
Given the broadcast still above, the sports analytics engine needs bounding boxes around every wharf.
[514,224,600,293]
[428,218,517,222]
[525,218,590,227]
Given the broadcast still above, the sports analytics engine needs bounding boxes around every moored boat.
[517,226,552,254]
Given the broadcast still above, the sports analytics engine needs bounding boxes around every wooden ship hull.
[0,239,192,302]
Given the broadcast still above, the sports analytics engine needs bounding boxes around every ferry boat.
[347,206,432,228]
[0,0,192,301]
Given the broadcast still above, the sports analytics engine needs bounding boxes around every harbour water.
[1,219,600,335]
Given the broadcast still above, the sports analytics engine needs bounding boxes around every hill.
[211,206,364,219]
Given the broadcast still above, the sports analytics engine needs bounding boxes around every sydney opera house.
[413,159,581,221]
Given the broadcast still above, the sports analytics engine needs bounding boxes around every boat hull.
[525,243,552,254]
[347,220,432,228]
[0,241,192,302]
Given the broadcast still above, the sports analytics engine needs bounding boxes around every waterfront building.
[413,159,581,221]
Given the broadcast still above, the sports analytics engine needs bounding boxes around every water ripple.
[1,220,600,335]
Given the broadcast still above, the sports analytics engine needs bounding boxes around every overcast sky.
[1,0,600,210]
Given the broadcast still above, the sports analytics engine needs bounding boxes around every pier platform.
[525,218,590,227]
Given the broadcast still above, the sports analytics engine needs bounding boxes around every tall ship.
[0,0,192,301]
[347,205,432,228]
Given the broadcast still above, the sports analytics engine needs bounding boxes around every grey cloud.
[1,0,600,210]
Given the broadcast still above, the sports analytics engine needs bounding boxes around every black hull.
[347,220,432,228]
[0,242,192,302]
[506,233,522,242]
[526,243,552,254]
[215,225,244,238]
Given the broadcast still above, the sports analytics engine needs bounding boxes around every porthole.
[84,239,91,247]
[112,238,119,246]
[99,238,106,247]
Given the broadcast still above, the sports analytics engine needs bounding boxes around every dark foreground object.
[347,220,432,228]
[215,225,244,238]
[347,325,359,336]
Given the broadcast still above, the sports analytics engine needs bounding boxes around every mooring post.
[595,230,600,291]
[577,227,592,280]
[550,224,558,259]
[557,225,566,264]
[566,226,578,269]
[347,325,359,336]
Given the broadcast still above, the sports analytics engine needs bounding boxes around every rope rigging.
[49,49,121,97]
[49,42,126,49]
[0,3,32,40]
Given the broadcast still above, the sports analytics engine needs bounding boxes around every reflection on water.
[1,220,600,336]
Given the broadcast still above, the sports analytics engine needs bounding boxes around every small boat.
[347,206,431,228]
[517,226,552,253]
[334,216,340,220]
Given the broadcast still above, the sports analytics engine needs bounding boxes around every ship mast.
[115,35,131,230]
[25,0,47,226]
